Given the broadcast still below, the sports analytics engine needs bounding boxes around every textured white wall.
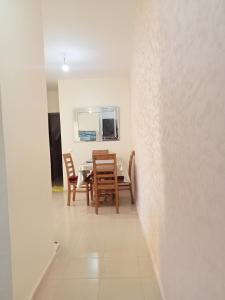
[58,77,131,185]
[131,1,225,300]
[0,1,54,299]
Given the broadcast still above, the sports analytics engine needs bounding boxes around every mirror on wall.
[74,106,120,142]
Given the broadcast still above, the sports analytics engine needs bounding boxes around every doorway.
[48,113,63,187]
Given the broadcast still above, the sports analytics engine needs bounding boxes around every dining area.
[33,101,163,299]
[34,101,162,300]
[63,149,135,215]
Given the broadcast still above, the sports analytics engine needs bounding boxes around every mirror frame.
[74,106,120,142]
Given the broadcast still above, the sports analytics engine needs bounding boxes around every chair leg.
[67,184,71,206]
[95,191,99,215]
[115,188,119,214]
[72,185,76,202]
[130,184,134,204]
[86,182,90,206]
[90,183,93,202]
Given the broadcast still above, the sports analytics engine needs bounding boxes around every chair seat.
[68,175,78,182]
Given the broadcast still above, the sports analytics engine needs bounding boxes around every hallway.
[34,191,162,300]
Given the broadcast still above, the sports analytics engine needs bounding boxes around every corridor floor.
[34,191,162,300]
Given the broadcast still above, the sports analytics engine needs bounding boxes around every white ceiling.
[41,0,138,89]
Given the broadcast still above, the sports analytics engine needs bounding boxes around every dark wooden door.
[48,113,63,186]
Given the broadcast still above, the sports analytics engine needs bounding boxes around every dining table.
[77,157,130,188]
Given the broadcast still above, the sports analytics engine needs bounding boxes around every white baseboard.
[28,242,60,300]
[136,207,167,300]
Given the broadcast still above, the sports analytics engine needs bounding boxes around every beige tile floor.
[34,191,162,300]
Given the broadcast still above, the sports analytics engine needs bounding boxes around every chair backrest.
[63,153,75,179]
[93,153,118,192]
[128,150,135,179]
[92,149,109,156]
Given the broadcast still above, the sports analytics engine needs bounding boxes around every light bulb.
[62,64,69,72]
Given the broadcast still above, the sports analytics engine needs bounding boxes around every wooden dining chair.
[63,153,77,206]
[92,149,109,155]
[92,153,119,214]
[118,150,135,204]
[63,153,91,206]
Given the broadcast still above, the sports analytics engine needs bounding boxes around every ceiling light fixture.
[62,56,70,72]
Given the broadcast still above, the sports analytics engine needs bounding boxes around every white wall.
[47,89,59,113]
[131,1,225,300]
[0,1,54,300]
[58,77,131,182]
